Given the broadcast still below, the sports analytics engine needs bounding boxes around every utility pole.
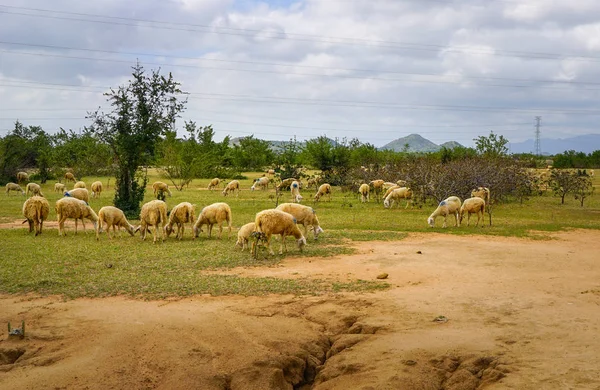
[534,116,542,156]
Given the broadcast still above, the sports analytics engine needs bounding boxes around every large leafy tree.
[231,135,274,171]
[474,132,509,158]
[89,63,186,217]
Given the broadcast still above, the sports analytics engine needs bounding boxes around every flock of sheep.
[9,170,491,256]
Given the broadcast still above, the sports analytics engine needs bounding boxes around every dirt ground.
[1,230,600,389]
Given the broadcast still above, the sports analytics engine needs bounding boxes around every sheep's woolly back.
[384,187,413,208]
[6,182,24,194]
[471,187,490,205]
[208,178,221,189]
[17,172,29,182]
[428,196,461,227]
[91,181,103,197]
[222,180,240,196]
[314,183,331,201]
[152,181,172,196]
[369,179,385,189]
[22,195,50,235]
[382,185,400,199]
[64,188,89,203]
[74,181,86,189]
[276,203,323,239]
[140,200,168,226]
[55,197,99,221]
[196,202,232,225]
[359,183,370,195]
[461,197,485,213]
[168,202,196,225]
[236,222,256,249]
[54,183,66,193]
[26,183,44,197]
[64,172,76,182]
[251,177,269,190]
[97,206,136,239]
[255,209,304,239]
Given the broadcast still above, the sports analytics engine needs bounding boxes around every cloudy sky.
[1,0,600,150]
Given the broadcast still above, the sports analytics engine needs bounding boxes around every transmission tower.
[534,116,542,156]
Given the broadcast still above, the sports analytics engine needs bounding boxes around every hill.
[380,134,463,153]
[509,134,600,155]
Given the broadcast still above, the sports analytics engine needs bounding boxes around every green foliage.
[548,169,579,204]
[552,150,600,169]
[231,135,275,171]
[474,131,509,158]
[573,173,594,207]
[89,63,187,217]
[51,128,113,179]
[275,137,304,179]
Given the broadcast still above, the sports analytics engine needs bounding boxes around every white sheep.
[253,209,307,255]
[207,178,221,190]
[369,179,385,200]
[382,185,400,199]
[313,183,332,202]
[152,181,172,197]
[266,169,276,176]
[471,186,490,205]
[165,202,196,240]
[96,206,138,240]
[222,180,240,197]
[459,197,486,227]
[290,180,302,203]
[64,188,89,203]
[54,182,66,193]
[235,222,256,251]
[193,202,232,239]
[22,195,50,236]
[6,182,25,196]
[138,199,168,243]
[64,172,76,183]
[277,177,299,192]
[251,176,269,191]
[74,181,86,189]
[55,197,99,236]
[358,183,370,203]
[427,196,462,228]
[91,181,103,198]
[16,171,29,184]
[26,183,44,197]
[382,182,397,191]
[276,203,324,240]
[383,187,413,209]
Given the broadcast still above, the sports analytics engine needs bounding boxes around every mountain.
[380,134,463,153]
[439,141,463,150]
[509,134,600,155]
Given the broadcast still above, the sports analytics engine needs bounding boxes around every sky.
[1,0,600,150]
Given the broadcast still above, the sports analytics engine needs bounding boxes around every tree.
[275,137,303,180]
[474,132,509,158]
[573,174,593,207]
[231,136,274,171]
[548,169,578,204]
[89,63,187,217]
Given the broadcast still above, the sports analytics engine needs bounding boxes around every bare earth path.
[1,230,599,389]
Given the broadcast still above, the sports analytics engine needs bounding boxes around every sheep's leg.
[453,212,459,227]
[266,234,274,255]
[228,222,232,239]
[442,215,448,228]
[218,223,223,239]
[279,233,286,255]
[179,224,184,240]
[467,213,471,227]
[59,216,67,236]
[208,224,213,238]
[152,224,158,244]
[74,219,78,234]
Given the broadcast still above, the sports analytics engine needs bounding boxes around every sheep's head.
[295,195,303,203]
[383,199,390,208]
[297,236,307,251]
[164,224,173,237]
[313,226,324,239]
[427,217,435,228]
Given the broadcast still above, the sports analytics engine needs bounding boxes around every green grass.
[1,172,599,298]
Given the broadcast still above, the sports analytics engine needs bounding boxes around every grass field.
[1,171,599,298]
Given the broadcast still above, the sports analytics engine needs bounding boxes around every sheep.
[382,185,400,199]
[55,197,99,236]
[382,182,397,191]
[164,202,196,240]
[383,187,413,209]
[138,200,168,243]
[276,203,324,240]
[152,181,172,197]
[96,206,138,240]
[6,182,25,196]
[22,195,50,236]
[207,178,221,190]
[369,179,385,200]
[26,183,44,197]
[266,169,275,176]
[459,197,486,227]
[253,209,306,255]
[193,202,232,239]
[222,180,240,197]
[396,179,407,187]
[358,183,370,203]
[64,172,76,182]
[277,177,299,192]
[64,188,89,203]
[16,171,29,184]
[590,169,595,177]
[91,181,103,198]
[427,196,462,228]
[306,177,318,189]
[54,182,66,193]
[313,183,332,202]
[290,180,303,203]
[471,186,490,205]
[74,181,86,189]
[235,222,256,251]
[251,176,269,191]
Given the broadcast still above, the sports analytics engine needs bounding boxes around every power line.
[1,5,598,61]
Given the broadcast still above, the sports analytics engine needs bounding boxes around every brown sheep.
[253,209,306,255]
[165,202,196,240]
[138,200,168,243]
[459,197,486,227]
[55,197,99,236]
[22,195,50,236]
[91,181,103,198]
[96,206,138,240]
[193,202,232,239]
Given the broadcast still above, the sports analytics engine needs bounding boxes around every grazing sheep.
[152,181,172,197]
[590,169,595,177]
[277,177,299,192]
[96,206,137,240]
[251,176,269,191]
[207,178,221,190]
[74,181,86,189]
[26,183,44,197]
[222,180,240,197]
[313,183,332,202]
[55,197,99,236]
[54,182,66,193]
[22,195,50,236]
[382,185,400,199]
[396,179,407,187]
[165,202,196,240]
[471,186,490,205]
[236,222,256,251]
[64,172,76,183]
[91,181,103,198]
[459,197,486,227]
[6,182,25,196]
[358,183,370,203]
[64,188,89,203]
[290,180,302,203]
[266,169,276,176]
[383,187,413,209]
[16,171,29,184]
[369,179,385,200]
[276,203,324,240]
[138,200,168,243]
[382,182,397,191]
[427,196,462,228]
[193,202,232,239]
[253,209,306,255]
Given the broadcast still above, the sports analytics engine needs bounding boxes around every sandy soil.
[1,230,600,389]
